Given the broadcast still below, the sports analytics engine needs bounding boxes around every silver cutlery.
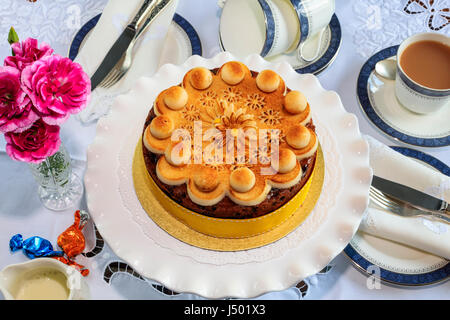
[372,175,449,214]
[369,186,450,224]
[374,58,396,80]
[98,0,173,89]
[90,0,158,91]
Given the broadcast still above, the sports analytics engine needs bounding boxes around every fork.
[97,33,139,88]
[97,0,170,88]
[369,186,450,224]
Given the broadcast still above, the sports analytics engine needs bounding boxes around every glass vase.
[28,143,83,211]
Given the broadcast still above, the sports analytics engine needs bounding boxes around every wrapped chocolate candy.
[9,210,91,276]
[9,234,64,259]
[54,210,90,276]
[53,256,89,277]
[57,210,89,258]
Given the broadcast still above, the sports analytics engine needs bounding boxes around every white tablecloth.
[0,0,448,300]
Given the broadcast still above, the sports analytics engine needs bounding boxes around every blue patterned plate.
[357,46,450,148]
[69,13,202,61]
[344,146,449,286]
[265,14,341,75]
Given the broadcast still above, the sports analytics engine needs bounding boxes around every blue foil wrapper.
[9,234,64,259]
[9,234,23,252]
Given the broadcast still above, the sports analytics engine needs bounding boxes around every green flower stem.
[8,27,19,55]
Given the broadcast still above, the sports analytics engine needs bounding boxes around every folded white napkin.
[360,136,450,259]
[75,0,179,123]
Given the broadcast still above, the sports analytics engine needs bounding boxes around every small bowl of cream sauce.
[0,258,89,300]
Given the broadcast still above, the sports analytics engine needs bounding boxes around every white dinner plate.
[84,52,371,298]
[68,13,202,63]
[344,146,449,286]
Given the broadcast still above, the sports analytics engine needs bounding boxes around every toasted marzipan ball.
[189,67,213,90]
[164,86,188,110]
[273,148,297,173]
[229,167,255,193]
[193,167,219,192]
[220,61,246,85]
[150,115,174,139]
[286,124,311,149]
[284,90,307,114]
[256,70,280,93]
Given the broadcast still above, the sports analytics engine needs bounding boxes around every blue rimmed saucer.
[266,14,341,75]
[344,146,449,287]
[69,13,202,62]
[357,46,450,148]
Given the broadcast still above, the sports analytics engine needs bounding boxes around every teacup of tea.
[219,0,335,58]
[395,33,450,114]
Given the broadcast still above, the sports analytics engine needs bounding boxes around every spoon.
[375,58,397,80]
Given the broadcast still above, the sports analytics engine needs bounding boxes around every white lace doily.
[350,0,449,58]
[0,0,107,58]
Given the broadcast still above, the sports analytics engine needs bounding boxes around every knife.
[372,175,449,213]
[90,0,158,91]
[135,0,172,38]
[395,201,450,223]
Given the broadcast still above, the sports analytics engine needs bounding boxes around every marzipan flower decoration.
[201,99,257,132]
[244,93,266,111]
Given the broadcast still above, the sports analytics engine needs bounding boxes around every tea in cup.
[395,33,450,114]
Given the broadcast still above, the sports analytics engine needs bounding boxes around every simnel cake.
[141,61,318,221]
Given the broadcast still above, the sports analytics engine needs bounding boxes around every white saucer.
[218,11,341,75]
[357,46,450,148]
[265,14,341,75]
[69,13,202,64]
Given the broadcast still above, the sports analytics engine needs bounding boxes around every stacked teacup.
[219,0,335,60]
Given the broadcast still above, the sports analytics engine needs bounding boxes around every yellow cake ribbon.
[133,142,324,242]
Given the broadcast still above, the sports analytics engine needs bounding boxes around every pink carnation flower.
[5,118,61,163]
[0,66,39,133]
[21,54,91,125]
[4,38,53,71]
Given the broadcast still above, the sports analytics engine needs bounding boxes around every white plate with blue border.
[344,146,449,286]
[219,13,342,76]
[266,14,342,75]
[357,46,450,148]
[69,13,202,63]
